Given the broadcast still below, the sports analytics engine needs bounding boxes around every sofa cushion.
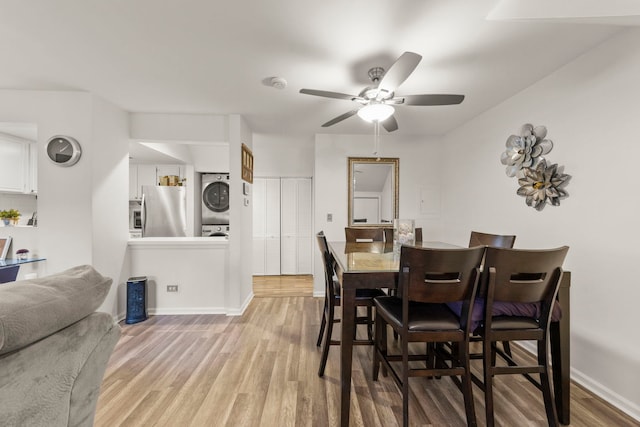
[0,265,112,356]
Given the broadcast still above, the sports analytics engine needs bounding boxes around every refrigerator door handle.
[141,193,146,237]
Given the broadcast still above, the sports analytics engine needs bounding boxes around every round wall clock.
[46,135,82,167]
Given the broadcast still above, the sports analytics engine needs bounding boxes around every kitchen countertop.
[128,237,229,247]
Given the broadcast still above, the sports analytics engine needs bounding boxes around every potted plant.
[0,209,20,226]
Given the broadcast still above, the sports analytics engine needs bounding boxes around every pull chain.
[373,121,381,160]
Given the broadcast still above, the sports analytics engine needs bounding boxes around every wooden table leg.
[340,287,356,427]
[551,272,571,425]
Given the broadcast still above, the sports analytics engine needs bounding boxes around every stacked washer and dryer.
[201,173,230,238]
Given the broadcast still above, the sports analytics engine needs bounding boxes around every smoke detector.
[270,77,287,90]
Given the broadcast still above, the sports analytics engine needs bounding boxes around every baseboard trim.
[571,369,640,422]
[149,307,227,315]
[517,342,640,422]
[227,292,253,316]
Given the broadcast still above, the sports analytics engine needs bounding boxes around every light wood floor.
[95,276,638,426]
[252,275,314,297]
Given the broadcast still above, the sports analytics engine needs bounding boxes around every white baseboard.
[227,292,253,316]
[117,293,255,318]
[149,307,227,315]
[571,368,640,422]
[516,342,640,422]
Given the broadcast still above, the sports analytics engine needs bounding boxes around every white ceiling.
[0,0,638,139]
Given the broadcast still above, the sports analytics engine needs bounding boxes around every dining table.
[328,240,571,426]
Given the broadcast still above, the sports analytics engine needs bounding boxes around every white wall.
[129,241,229,314]
[130,113,228,142]
[252,133,314,177]
[227,115,254,314]
[129,112,254,315]
[440,28,640,420]
[0,90,130,317]
[313,133,443,295]
[90,96,131,315]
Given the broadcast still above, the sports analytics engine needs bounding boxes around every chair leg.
[353,306,364,340]
[538,338,559,427]
[483,339,496,427]
[372,314,387,381]
[316,299,327,347]
[460,343,477,427]
[318,302,335,377]
[366,305,374,341]
[502,340,512,357]
[402,334,410,427]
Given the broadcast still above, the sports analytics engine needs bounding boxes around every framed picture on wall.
[0,236,12,260]
[241,143,253,183]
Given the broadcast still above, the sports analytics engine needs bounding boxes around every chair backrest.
[0,265,20,284]
[383,228,393,243]
[316,230,330,256]
[415,227,423,243]
[398,246,485,304]
[468,231,516,249]
[345,227,384,242]
[483,246,569,320]
[316,231,338,298]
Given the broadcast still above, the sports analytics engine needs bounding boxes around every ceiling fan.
[300,52,464,132]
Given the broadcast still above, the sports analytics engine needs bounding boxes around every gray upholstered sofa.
[0,265,121,427]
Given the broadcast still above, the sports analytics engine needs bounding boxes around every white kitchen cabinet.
[128,164,138,200]
[252,178,281,275]
[0,136,32,194]
[28,143,37,194]
[129,164,161,200]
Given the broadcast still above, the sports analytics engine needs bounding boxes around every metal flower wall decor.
[501,124,570,211]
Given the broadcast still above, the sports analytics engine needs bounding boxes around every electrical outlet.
[167,285,179,292]
[327,213,333,222]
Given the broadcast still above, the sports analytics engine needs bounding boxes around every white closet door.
[296,179,313,274]
[280,178,312,275]
[252,179,267,275]
[280,179,298,274]
[252,178,281,275]
[264,179,281,274]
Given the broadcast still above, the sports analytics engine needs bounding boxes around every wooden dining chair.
[315,232,386,377]
[468,230,516,250]
[468,230,516,355]
[478,246,569,427]
[0,265,20,284]
[344,227,384,242]
[382,227,393,244]
[372,245,485,427]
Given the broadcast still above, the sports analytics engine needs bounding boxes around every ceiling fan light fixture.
[357,103,395,122]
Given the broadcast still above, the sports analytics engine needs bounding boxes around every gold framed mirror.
[348,157,399,227]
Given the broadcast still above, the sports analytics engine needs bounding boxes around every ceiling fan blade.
[300,88,363,102]
[401,94,465,105]
[322,109,360,127]
[377,52,422,95]
[381,115,398,132]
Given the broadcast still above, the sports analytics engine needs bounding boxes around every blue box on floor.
[125,276,148,324]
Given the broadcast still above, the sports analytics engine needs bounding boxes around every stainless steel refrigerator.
[141,185,187,237]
